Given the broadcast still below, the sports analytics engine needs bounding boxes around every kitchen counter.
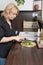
[5,42,43,65]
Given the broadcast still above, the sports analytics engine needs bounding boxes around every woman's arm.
[0,36,26,43]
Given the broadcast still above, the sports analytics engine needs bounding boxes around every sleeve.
[0,26,5,40]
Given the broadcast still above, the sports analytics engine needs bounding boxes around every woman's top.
[0,16,16,58]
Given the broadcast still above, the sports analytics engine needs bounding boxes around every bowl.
[21,40,36,48]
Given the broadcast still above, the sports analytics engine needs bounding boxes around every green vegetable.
[22,41,33,46]
[15,0,25,6]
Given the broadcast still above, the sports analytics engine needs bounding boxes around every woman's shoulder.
[0,16,5,26]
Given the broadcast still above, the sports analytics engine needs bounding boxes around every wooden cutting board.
[37,40,43,48]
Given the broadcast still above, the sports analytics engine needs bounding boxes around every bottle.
[37,25,41,43]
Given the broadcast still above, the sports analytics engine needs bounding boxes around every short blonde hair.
[1,3,19,18]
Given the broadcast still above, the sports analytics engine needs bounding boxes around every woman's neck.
[6,18,12,29]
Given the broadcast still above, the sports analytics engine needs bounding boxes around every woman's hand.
[14,36,27,42]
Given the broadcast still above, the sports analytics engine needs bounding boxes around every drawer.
[23,21,38,28]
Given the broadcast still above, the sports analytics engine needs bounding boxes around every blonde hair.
[1,3,19,18]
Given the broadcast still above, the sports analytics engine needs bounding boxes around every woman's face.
[8,8,18,20]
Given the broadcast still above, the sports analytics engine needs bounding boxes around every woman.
[0,3,26,65]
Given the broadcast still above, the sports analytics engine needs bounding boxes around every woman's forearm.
[0,36,26,43]
[0,36,15,43]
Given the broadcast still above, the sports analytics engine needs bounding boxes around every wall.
[0,0,34,11]
[42,0,43,21]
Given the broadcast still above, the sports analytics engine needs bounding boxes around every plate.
[21,41,36,47]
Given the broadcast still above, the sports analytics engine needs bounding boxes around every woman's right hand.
[14,36,27,42]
